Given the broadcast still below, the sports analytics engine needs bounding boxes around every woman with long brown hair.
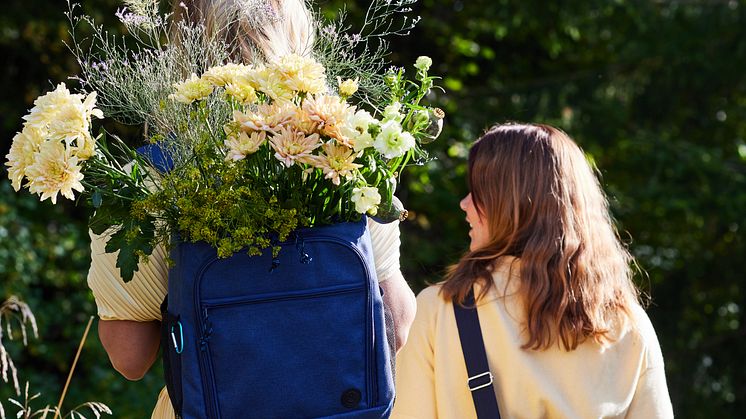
[393,123,673,418]
[87,1,416,417]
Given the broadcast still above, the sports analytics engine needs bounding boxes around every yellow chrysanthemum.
[169,74,214,104]
[273,54,327,95]
[302,94,355,145]
[242,64,265,90]
[307,142,362,186]
[269,126,321,167]
[224,129,266,161]
[225,80,258,105]
[337,77,359,97]
[202,63,251,87]
[244,65,294,102]
[5,126,45,191]
[25,140,85,204]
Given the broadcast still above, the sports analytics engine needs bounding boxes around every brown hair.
[441,123,639,351]
[171,0,315,63]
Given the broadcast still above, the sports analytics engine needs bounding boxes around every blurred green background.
[1,0,744,417]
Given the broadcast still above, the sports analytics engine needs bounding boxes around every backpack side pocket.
[161,296,184,417]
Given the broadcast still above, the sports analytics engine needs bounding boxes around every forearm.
[380,271,417,351]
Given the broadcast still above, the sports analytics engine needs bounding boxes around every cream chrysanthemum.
[351,186,381,215]
[290,107,319,134]
[273,54,327,95]
[5,126,45,191]
[25,140,85,204]
[22,84,102,159]
[169,74,214,104]
[224,128,266,161]
[23,83,77,128]
[263,101,298,130]
[307,142,362,186]
[49,95,101,159]
[202,63,251,87]
[302,94,355,144]
[235,102,296,133]
[269,126,321,167]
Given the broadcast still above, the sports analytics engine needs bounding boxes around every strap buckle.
[467,371,493,392]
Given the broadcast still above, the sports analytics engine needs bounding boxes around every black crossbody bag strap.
[453,289,501,419]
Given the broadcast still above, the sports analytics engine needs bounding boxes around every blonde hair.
[172,0,315,63]
[442,123,640,351]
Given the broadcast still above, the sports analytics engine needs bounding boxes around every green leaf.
[88,199,130,235]
[103,218,156,283]
[129,161,140,181]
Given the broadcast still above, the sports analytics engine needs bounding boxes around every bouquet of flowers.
[5,0,443,281]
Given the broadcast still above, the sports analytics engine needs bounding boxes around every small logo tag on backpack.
[341,388,362,408]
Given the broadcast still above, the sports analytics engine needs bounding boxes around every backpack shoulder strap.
[453,288,501,419]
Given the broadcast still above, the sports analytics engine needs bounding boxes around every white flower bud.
[383,102,404,123]
[374,119,415,158]
[415,56,432,72]
[351,186,381,215]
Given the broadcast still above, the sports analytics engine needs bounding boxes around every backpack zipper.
[198,307,220,418]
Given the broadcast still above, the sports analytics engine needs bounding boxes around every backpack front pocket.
[198,284,372,419]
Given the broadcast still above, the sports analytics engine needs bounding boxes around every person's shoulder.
[628,304,657,340]
[416,283,446,305]
[413,283,451,321]
[484,256,522,300]
[626,303,666,367]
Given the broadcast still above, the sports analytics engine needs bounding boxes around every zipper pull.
[199,308,213,351]
[296,236,313,264]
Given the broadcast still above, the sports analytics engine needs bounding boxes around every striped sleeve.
[86,230,168,322]
[367,219,402,283]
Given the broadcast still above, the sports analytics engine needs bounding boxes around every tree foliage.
[1,0,744,417]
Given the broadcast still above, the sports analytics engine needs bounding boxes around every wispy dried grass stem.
[53,316,95,419]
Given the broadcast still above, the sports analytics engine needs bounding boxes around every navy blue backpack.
[159,219,395,418]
